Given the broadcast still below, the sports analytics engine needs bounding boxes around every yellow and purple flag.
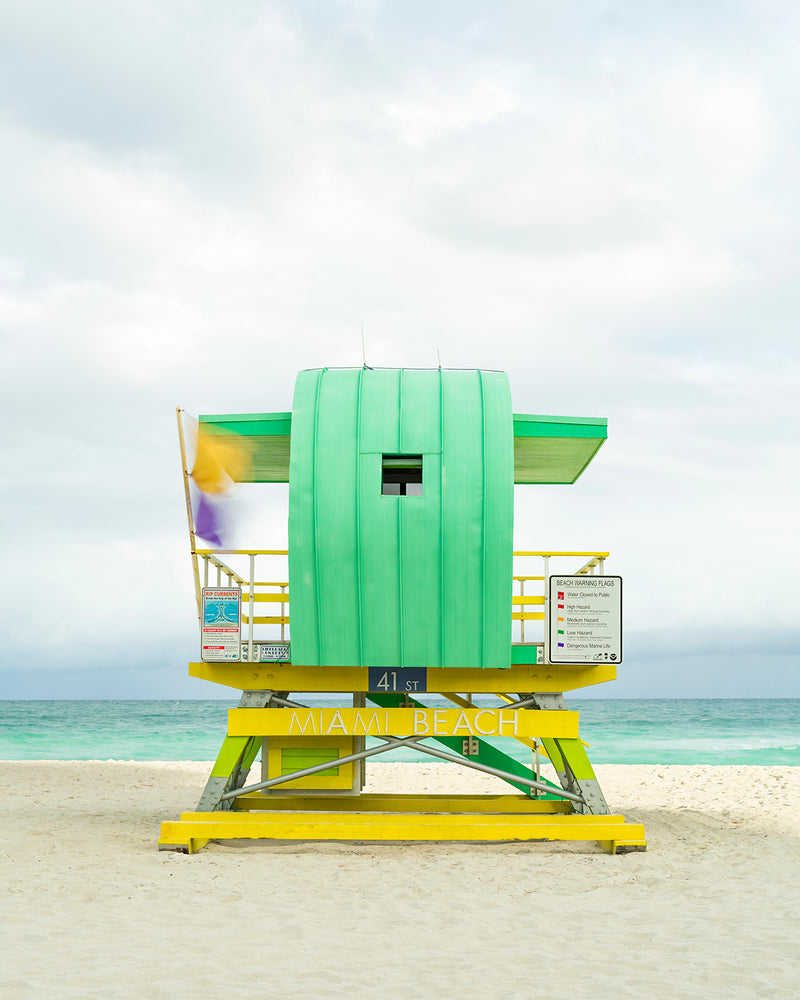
[190,427,251,547]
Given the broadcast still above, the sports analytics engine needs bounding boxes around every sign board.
[228,706,578,739]
[201,588,241,661]
[242,642,291,662]
[368,667,428,693]
[547,575,622,665]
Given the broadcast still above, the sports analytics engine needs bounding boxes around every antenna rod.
[361,324,367,367]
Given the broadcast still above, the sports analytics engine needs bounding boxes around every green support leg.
[526,694,609,815]
[195,691,274,811]
[196,734,261,811]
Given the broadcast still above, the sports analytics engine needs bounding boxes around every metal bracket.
[238,690,275,708]
[196,775,232,812]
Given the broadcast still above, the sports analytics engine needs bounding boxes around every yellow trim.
[196,549,289,555]
[514,551,609,558]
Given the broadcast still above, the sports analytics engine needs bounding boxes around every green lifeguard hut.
[289,367,513,671]
[159,367,645,853]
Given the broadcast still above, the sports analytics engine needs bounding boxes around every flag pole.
[176,407,202,622]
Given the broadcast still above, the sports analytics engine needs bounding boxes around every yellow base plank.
[157,836,210,854]
[602,839,648,855]
[159,810,646,851]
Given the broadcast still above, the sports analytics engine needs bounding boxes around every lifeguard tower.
[159,367,646,853]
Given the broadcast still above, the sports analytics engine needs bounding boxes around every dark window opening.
[382,455,423,496]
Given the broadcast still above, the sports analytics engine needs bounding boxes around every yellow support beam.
[157,834,210,855]
[196,549,289,556]
[188,660,618,693]
[513,551,609,558]
[233,793,573,813]
[228,706,579,739]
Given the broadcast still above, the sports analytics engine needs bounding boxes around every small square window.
[382,455,422,496]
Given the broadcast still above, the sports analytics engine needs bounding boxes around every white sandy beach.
[1,761,798,1000]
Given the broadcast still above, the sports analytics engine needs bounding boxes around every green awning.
[512,413,607,484]
[199,409,607,485]
[199,412,291,483]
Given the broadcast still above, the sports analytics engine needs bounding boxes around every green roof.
[199,408,606,485]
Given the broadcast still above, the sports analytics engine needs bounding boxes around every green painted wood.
[398,369,443,670]
[313,368,361,665]
[200,412,292,436]
[551,738,600,781]
[240,736,262,774]
[540,737,566,773]
[288,368,513,669]
[481,372,515,666]
[281,747,340,777]
[512,414,607,437]
[209,735,253,778]
[287,370,324,663]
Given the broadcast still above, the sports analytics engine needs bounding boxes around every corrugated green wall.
[288,368,513,668]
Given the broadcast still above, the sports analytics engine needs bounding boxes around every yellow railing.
[512,551,609,644]
[194,548,610,650]
[195,550,290,658]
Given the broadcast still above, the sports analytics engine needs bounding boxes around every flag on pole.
[194,493,225,547]
[190,426,251,547]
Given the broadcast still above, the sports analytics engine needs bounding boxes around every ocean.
[1,698,798,765]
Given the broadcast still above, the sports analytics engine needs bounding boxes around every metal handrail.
[192,548,609,649]
[512,551,609,644]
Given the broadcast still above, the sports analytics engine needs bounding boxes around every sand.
[1,761,798,1000]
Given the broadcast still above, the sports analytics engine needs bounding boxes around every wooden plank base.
[158,798,646,855]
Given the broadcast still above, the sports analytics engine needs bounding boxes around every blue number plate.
[368,668,428,693]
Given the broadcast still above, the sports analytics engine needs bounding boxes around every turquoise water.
[0,699,798,765]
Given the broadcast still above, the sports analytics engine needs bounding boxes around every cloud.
[0,2,798,694]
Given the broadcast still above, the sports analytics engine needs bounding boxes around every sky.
[1,0,798,699]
